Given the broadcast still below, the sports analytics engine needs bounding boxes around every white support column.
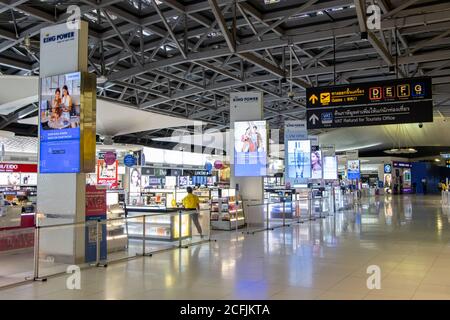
[230,91,264,225]
[37,21,90,264]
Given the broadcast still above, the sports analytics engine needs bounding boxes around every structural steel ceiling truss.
[0,0,450,145]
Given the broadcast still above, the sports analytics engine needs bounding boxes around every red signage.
[85,185,107,217]
[0,163,37,173]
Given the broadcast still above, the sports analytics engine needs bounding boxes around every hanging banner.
[306,77,433,129]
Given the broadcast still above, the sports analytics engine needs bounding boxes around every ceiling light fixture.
[384,148,417,154]
[97,75,108,84]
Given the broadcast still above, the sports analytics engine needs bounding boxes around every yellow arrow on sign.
[309,94,318,104]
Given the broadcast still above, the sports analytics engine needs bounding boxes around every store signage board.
[321,145,335,157]
[141,167,155,176]
[346,150,359,160]
[384,164,392,174]
[123,154,137,167]
[393,161,412,168]
[0,163,37,173]
[306,77,433,129]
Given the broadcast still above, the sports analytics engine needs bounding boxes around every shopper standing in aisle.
[182,187,203,237]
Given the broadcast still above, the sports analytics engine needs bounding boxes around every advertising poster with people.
[347,160,361,180]
[311,147,323,180]
[129,168,141,205]
[287,140,311,179]
[234,121,267,176]
[39,72,81,173]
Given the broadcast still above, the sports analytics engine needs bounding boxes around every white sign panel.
[230,92,263,117]
[346,150,359,160]
[40,23,80,77]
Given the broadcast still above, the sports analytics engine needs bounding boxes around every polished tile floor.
[1,194,450,300]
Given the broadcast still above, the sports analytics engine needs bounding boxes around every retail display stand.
[210,188,245,230]
[106,190,128,252]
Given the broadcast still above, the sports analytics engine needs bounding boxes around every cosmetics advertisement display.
[347,160,361,180]
[311,147,323,180]
[287,140,311,179]
[234,120,267,176]
[39,72,81,173]
[323,156,338,180]
[130,168,141,197]
[97,159,118,188]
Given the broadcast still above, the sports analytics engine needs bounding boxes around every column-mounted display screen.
[39,71,96,173]
[39,72,81,173]
[234,120,267,176]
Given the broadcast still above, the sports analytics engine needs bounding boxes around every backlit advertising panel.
[39,72,81,173]
[347,160,361,180]
[287,140,311,179]
[323,156,338,180]
[234,120,267,176]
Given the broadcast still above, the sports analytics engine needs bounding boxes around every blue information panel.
[234,120,267,176]
[39,72,81,173]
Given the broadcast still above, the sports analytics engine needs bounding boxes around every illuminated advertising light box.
[323,156,338,180]
[39,72,96,173]
[234,120,268,176]
[347,160,361,180]
[311,148,323,180]
[287,140,311,179]
[97,159,118,187]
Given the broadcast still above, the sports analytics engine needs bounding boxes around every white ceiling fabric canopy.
[0,76,38,115]
[0,75,202,136]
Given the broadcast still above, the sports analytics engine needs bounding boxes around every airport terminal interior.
[0,0,450,301]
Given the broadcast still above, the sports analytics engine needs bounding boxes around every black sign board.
[307,77,432,108]
[306,77,433,129]
[141,167,154,176]
[170,169,182,176]
[393,161,412,168]
[307,100,433,129]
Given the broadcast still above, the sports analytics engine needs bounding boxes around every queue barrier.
[19,209,211,283]
[243,195,335,235]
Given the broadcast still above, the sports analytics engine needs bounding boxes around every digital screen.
[97,160,118,186]
[347,160,361,180]
[287,140,311,179]
[39,72,81,173]
[323,156,337,180]
[234,120,267,176]
[311,150,322,179]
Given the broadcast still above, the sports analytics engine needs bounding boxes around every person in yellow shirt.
[182,187,203,237]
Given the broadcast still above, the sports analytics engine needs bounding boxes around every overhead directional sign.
[306,77,433,129]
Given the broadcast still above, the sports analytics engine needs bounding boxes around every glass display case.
[126,207,191,241]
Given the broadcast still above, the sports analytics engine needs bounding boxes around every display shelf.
[210,188,245,230]
[106,190,128,252]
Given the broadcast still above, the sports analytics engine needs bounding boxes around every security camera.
[418,123,423,128]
